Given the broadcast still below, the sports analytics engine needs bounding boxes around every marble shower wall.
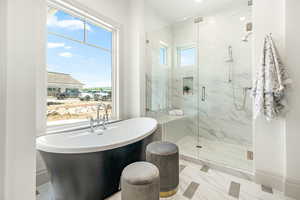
[171,4,253,147]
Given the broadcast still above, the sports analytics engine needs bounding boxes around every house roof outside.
[48,71,84,86]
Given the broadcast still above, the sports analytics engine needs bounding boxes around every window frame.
[46,0,120,130]
[47,4,113,53]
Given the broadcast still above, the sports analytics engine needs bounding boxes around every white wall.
[1,0,46,199]
[144,2,170,33]
[126,0,146,117]
[254,0,300,198]
[285,0,300,198]
[75,0,129,24]
[253,0,287,191]
[0,0,7,198]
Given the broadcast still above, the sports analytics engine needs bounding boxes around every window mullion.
[84,18,87,43]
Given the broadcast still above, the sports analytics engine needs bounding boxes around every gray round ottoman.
[146,141,179,198]
[121,162,160,200]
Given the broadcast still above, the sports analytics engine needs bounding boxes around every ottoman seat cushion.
[122,162,159,185]
[121,162,160,200]
[146,142,178,156]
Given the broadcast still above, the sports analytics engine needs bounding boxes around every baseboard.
[284,178,300,199]
[36,169,49,187]
[254,170,284,191]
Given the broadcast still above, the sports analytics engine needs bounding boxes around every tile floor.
[37,159,295,200]
[176,136,253,172]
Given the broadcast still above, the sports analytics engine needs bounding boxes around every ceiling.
[145,0,248,24]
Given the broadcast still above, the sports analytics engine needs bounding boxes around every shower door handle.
[201,86,206,101]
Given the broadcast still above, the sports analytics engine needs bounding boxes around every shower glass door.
[195,2,253,172]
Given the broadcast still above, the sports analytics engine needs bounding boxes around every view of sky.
[180,48,196,66]
[47,9,112,88]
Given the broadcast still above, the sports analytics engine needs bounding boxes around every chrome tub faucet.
[89,103,110,132]
[97,103,109,130]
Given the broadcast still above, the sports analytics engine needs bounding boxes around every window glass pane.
[47,33,112,126]
[160,47,167,65]
[86,22,112,50]
[47,8,84,41]
[179,47,196,66]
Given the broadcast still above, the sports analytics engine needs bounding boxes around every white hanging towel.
[252,34,292,121]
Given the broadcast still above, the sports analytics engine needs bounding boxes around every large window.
[177,46,196,67]
[47,5,117,126]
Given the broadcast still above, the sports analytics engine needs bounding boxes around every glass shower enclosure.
[145,1,253,172]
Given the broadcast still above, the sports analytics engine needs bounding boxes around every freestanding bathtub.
[37,117,158,200]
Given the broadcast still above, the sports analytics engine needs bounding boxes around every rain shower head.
[242,31,253,42]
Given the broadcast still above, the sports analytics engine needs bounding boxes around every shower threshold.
[175,136,254,180]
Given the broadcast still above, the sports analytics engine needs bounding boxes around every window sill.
[45,118,122,135]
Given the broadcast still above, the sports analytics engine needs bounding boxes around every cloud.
[48,42,65,48]
[48,43,72,49]
[59,52,73,58]
[47,15,91,31]
[47,42,72,49]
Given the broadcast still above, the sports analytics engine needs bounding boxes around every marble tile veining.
[37,159,296,200]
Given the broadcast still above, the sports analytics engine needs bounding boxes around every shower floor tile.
[176,136,253,172]
[37,159,294,200]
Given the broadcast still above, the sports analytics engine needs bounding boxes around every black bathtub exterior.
[39,134,155,200]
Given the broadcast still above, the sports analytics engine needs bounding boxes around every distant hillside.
[82,87,112,92]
